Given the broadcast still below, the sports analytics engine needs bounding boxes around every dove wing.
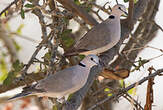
[74,20,113,50]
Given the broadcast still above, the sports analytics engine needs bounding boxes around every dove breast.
[74,16,121,55]
[35,65,90,98]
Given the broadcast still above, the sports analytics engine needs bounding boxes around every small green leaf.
[0,11,8,18]
[63,18,69,24]
[107,93,113,96]
[104,88,110,92]
[24,3,34,8]
[16,24,24,35]
[74,0,80,5]
[3,71,15,86]
[21,8,25,19]
[124,0,138,4]
[128,87,136,95]
[0,58,8,75]
[134,0,138,3]
[67,93,73,101]
[12,60,24,72]
[85,4,92,12]
[131,57,149,72]
[13,40,21,51]
[53,105,58,110]
[79,55,85,60]
[61,29,74,48]
[119,80,125,87]
[124,0,129,2]
[0,58,8,82]
[44,52,51,60]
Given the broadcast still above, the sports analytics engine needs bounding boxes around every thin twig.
[91,2,111,15]
[88,68,163,110]
[151,20,163,32]
[22,32,52,75]
[127,0,134,29]
[10,32,40,43]
[123,45,163,54]
[0,71,46,94]
[56,0,98,26]
[0,0,19,16]
[123,93,144,110]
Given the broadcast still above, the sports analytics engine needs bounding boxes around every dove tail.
[8,92,32,100]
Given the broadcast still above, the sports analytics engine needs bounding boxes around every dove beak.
[92,59,99,65]
[119,8,128,15]
[94,61,99,65]
[124,11,128,15]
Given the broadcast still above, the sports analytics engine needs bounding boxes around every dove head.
[111,4,127,17]
[80,54,100,68]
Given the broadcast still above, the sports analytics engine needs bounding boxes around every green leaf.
[13,40,21,51]
[128,87,136,95]
[131,57,149,72]
[119,80,125,87]
[24,3,34,8]
[124,0,137,3]
[67,93,73,101]
[107,93,113,96]
[124,0,129,2]
[104,88,110,92]
[63,18,69,24]
[85,4,92,12]
[61,29,74,48]
[0,10,8,18]
[53,105,58,110]
[0,58,8,75]
[3,71,15,86]
[44,52,51,60]
[134,0,138,3]
[16,24,24,35]
[74,0,80,5]
[12,60,24,72]
[0,58,8,82]
[21,8,25,19]
[79,55,85,60]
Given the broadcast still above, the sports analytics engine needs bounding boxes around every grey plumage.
[9,55,100,100]
[64,4,127,56]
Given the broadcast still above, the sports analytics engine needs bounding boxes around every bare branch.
[0,72,46,94]
[61,0,155,109]
[56,0,98,26]
[127,0,134,29]
[151,20,163,32]
[0,0,19,16]
[0,25,18,62]
[144,67,155,110]
[88,68,163,110]
[123,93,144,110]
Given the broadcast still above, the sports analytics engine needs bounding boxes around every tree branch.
[56,0,98,26]
[0,25,18,62]
[111,0,160,70]
[0,72,46,94]
[88,68,163,110]
[61,0,151,109]
[0,1,160,110]
[0,0,19,16]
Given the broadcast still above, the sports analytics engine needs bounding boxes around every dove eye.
[118,7,121,10]
[90,57,94,61]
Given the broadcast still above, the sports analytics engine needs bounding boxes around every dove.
[64,4,127,56]
[8,54,100,101]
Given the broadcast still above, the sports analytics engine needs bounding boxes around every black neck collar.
[79,62,86,67]
[109,15,115,19]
